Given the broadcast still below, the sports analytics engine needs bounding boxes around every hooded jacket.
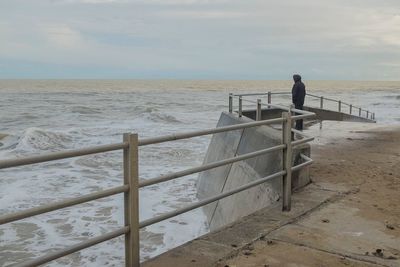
[292,74,306,107]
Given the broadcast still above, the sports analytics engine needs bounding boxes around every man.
[291,74,306,130]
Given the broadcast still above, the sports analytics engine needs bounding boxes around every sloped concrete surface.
[197,112,310,231]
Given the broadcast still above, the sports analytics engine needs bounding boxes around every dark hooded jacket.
[292,74,306,107]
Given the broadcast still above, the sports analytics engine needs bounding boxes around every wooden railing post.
[338,100,341,112]
[238,96,242,117]
[228,93,233,113]
[320,96,324,109]
[282,112,292,211]
[359,108,362,117]
[256,99,261,121]
[366,111,369,119]
[267,92,272,104]
[349,104,352,115]
[123,133,140,267]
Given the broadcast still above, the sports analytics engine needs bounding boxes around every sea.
[0,79,399,266]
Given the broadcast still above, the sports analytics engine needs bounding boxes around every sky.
[1,0,400,80]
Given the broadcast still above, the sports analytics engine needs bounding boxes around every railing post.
[366,111,369,119]
[228,93,233,113]
[338,100,341,112]
[373,113,375,120]
[282,112,292,211]
[320,96,323,109]
[256,99,261,121]
[123,133,140,267]
[359,108,362,117]
[349,104,352,115]
[238,96,242,117]
[267,91,272,104]
[289,104,295,134]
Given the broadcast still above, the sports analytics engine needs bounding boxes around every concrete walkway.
[144,123,400,267]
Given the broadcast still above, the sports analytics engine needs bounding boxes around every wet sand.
[222,123,400,266]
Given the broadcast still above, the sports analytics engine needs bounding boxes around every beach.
[221,123,400,266]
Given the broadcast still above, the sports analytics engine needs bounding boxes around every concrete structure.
[242,107,375,124]
[303,106,376,123]
[197,112,310,231]
[196,103,372,232]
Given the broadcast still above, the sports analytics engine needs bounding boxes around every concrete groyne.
[197,111,310,231]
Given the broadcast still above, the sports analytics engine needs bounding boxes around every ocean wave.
[143,107,159,113]
[0,134,19,151]
[16,127,73,152]
[71,106,102,114]
[0,133,8,140]
[383,95,400,99]
[141,112,181,123]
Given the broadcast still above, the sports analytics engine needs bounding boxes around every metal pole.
[123,133,140,267]
[289,104,295,134]
[239,96,242,117]
[320,96,323,109]
[349,104,352,114]
[359,108,361,117]
[338,101,341,112]
[228,93,233,113]
[267,91,272,104]
[256,99,261,121]
[282,112,292,211]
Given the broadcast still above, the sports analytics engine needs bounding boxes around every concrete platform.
[143,183,347,267]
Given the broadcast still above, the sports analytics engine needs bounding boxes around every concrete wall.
[197,112,310,231]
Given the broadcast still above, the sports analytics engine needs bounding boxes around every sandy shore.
[222,122,400,266]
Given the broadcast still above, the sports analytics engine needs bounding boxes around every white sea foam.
[0,80,399,266]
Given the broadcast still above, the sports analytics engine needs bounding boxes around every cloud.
[43,24,84,48]
[0,0,400,79]
[156,10,247,19]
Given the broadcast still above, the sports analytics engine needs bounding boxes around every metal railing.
[230,91,375,120]
[0,98,315,266]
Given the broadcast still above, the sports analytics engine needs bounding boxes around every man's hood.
[293,74,302,82]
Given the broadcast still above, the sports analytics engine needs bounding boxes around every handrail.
[292,137,315,147]
[1,95,317,267]
[229,91,375,120]
[240,98,316,118]
[138,117,285,146]
[0,185,129,225]
[0,142,128,170]
[291,154,313,172]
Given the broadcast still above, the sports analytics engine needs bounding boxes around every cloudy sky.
[1,0,400,80]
